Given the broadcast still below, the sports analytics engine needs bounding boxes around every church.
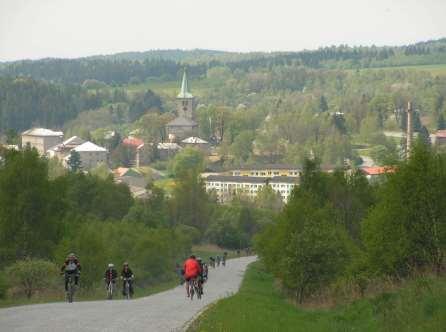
[165,70,198,141]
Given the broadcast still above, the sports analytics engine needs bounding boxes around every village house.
[122,136,145,167]
[21,128,63,155]
[113,167,149,199]
[64,141,108,171]
[47,136,86,160]
[360,166,394,182]
[181,136,210,152]
[435,130,446,146]
[157,142,182,160]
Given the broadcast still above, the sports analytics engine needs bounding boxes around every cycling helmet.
[68,253,76,259]
[108,263,114,268]
[197,257,202,262]
[123,262,129,266]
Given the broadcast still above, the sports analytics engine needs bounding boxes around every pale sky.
[0,0,445,61]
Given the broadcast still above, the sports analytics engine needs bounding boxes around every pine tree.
[319,95,329,112]
[67,150,82,172]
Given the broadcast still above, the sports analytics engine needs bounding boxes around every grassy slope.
[189,262,446,332]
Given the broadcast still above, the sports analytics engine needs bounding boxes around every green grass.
[0,278,178,309]
[188,262,446,332]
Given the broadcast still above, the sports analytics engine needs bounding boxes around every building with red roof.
[360,166,395,182]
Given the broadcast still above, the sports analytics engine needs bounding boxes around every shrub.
[5,258,58,299]
[0,273,8,299]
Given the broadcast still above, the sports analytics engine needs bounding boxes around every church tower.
[177,70,194,119]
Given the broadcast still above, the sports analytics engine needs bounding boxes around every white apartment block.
[204,175,298,203]
[229,164,300,177]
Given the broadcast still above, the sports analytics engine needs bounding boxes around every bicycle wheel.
[67,281,73,303]
[195,283,202,300]
[189,281,195,300]
[125,282,130,300]
[107,282,113,300]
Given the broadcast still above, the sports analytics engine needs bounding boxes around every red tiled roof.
[122,137,144,148]
[114,167,129,177]
[360,166,394,176]
[436,130,446,138]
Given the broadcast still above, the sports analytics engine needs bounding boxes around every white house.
[181,136,210,151]
[65,141,108,170]
[21,128,63,155]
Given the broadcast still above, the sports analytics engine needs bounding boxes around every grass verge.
[0,278,179,309]
[188,262,446,332]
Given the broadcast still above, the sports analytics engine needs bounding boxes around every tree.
[230,130,255,163]
[168,147,205,178]
[418,126,431,146]
[5,258,58,299]
[67,150,82,172]
[254,184,283,211]
[5,129,18,145]
[129,89,163,122]
[256,192,349,303]
[363,142,446,276]
[47,157,68,180]
[124,186,169,228]
[319,95,329,112]
[0,148,62,263]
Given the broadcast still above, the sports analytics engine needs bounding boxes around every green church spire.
[177,69,193,99]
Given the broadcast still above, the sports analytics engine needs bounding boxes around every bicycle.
[106,279,115,300]
[64,273,77,303]
[188,278,202,300]
[122,277,133,300]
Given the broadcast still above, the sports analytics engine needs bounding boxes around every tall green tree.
[363,142,446,276]
[67,150,82,172]
[0,148,62,263]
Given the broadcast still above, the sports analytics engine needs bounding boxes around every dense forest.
[1,39,446,84]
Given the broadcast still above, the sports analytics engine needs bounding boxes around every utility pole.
[406,101,413,159]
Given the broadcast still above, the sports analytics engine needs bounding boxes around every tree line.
[0,146,275,300]
[1,39,446,85]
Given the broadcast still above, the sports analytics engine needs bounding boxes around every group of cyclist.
[180,252,229,299]
[61,253,135,299]
[61,251,230,301]
[208,252,227,268]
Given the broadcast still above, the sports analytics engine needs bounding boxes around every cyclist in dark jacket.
[61,253,81,291]
[104,263,118,287]
[121,262,134,297]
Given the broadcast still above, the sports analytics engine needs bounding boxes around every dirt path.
[0,256,256,332]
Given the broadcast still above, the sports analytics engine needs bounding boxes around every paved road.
[0,256,256,332]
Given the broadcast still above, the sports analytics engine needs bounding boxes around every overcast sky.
[0,0,445,61]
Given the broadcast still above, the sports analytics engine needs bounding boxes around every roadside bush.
[0,273,8,299]
[5,258,58,299]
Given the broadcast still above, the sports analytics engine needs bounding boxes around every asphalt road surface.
[0,256,256,332]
